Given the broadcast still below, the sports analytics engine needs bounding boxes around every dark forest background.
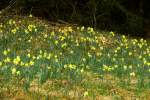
[0,0,150,37]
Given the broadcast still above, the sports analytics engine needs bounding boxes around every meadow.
[0,15,150,100]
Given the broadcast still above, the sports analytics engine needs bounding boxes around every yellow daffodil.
[29,60,34,66]
[16,71,21,75]
[129,52,132,56]
[80,68,84,73]
[55,40,58,45]
[114,65,118,68]
[124,65,127,70]
[88,52,92,58]
[129,65,133,69]
[4,57,11,63]
[50,31,55,36]
[83,91,88,97]
[11,68,16,75]
[110,31,115,36]
[0,62,2,67]
[64,64,67,69]
[28,24,35,32]
[25,63,29,67]
[32,56,36,60]
[29,14,33,17]
[61,43,67,48]
[81,26,85,31]
[11,28,17,34]
[55,58,58,62]
[130,72,135,77]
[0,29,2,33]
[64,64,76,69]
[3,50,8,55]
[82,58,86,62]
[27,53,31,58]
[68,27,73,32]
[146,62,150,66]
[20,62,24,66]
[8,19,13,25]
[25,29,29,34]
[13,56,21,65]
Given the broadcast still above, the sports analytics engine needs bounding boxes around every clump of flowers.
[0,16,150,92]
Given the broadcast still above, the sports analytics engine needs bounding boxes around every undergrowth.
[0,15,150,99]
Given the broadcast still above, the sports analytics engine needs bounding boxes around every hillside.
[0,15,150,100]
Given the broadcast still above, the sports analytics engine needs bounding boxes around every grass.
[0,15,150,100]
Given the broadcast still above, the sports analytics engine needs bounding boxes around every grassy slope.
[0,15,150,100]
